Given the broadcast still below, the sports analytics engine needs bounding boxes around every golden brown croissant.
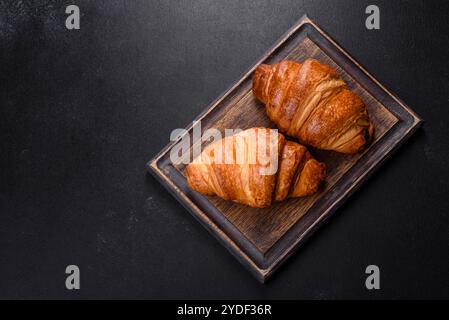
[185,128,326,208]
[253,59,374,154]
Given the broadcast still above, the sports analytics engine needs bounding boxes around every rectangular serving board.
[147,15,422,282]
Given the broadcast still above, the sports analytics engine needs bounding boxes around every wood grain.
[148,16,422,282]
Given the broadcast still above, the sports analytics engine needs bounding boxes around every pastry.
[253,59,374,153]
[185,128,326,208]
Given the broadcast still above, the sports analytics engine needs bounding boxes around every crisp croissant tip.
[256,63,271,70]
[365,122,375,143]
[359,121,375,152]
[253,64,272,103]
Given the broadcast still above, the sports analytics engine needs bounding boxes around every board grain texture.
[147,15,422,282]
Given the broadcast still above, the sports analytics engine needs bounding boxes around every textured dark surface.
[0,0,448,299]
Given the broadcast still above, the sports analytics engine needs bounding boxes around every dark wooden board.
[147,15,422,282]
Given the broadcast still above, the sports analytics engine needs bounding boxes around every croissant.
[253,59,374,154]
[185,128,326,208]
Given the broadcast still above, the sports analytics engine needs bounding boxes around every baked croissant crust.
[185,128,326,208]
[253,59,374,154]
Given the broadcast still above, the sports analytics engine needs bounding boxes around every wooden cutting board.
[147,15,422,282]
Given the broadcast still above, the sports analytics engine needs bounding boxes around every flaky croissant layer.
[253,59,374,154]
[185,128,326,208]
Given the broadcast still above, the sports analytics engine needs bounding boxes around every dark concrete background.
[0,0,448,299]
